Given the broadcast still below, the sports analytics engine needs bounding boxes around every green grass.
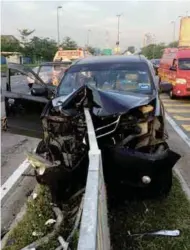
[109,176,190,250]
[2,185,58,250]
[3,176,190,250]
[2,185,81,250]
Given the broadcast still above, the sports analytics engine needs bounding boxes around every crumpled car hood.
[53,85,158,116]
[90,87,156,116]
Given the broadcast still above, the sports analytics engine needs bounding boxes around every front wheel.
[169,90,176,99]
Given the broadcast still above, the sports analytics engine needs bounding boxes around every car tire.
[158,77,162,91]
[169,90,176,99]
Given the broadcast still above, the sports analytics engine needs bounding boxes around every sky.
[1,0,190,50]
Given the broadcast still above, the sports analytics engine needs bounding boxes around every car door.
[3,63,52,138]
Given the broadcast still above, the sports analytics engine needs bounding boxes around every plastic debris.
[128,229,180,237]
[32,231,43,237]
[45,219,56,225]
[58,236,69,249]
[32,193,38,200]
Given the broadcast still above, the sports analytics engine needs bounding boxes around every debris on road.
[45,219,56,226]
[32,193,38,200]
[127,229,180,237]
[109,176,190,250]
[2,185,85,250]
[32,231,44,237]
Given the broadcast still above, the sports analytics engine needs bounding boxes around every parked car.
[158,47,190,99]
[3,56,180,204]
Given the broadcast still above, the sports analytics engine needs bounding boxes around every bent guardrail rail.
[77,108,111,250]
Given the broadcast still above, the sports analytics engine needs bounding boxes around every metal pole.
[173,22,176,43]
[116,14,121,54]
[87,29,91,47]
[57,6,62,46]
[152,34,156,58]
[116,14,121,44]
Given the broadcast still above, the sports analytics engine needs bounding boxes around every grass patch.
[109,176,190,250]
[2,185,58,250]
[2,185,82,250]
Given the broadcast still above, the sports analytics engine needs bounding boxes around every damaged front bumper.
[103,143,181,187]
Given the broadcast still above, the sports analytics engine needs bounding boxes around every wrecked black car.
[3,56,180,203]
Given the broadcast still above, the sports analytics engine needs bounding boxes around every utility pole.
[116,14,122,54]
[152,34,156,58]
[171,20,176,44]
[105,30,110,48]
[87,29,91,47]
[57,6,62,46]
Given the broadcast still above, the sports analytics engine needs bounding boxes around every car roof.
[40,61,72,66]
[74,55,148,65]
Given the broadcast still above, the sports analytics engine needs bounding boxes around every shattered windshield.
[58,62,154,96]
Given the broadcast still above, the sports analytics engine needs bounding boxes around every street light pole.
[87,29,91,47]
[57,6,62,46]
[171,21,176,44]
[116,14,121,45]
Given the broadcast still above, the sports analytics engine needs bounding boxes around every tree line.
[1,29,96,62]
[140,41,178,59]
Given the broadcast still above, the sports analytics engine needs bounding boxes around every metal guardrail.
[77,108,111,250]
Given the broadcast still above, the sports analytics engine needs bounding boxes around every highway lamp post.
[87,29,91,47]
[170,20,176,44]
[116,14,122,54]
[152,34,156,58]
[57,6,62,46]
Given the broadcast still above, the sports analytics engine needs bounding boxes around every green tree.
[127,46,135,54]
[86,46,96,55]
[18,29,35,44]
[26,36,57,62]
[168,41,178,48]
[141,43,166,59]
[61,37,78,50]
[18,29,35,57]
[1,36,21,52]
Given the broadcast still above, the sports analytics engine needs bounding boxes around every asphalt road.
[160,93,190,138]
[1,76,39,233]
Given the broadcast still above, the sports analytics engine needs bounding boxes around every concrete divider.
[77,108,110,250]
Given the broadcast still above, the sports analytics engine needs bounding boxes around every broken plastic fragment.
[129,229,180,237]
[32,231,43,237]
[32,193,38,200]
[45,219,56,225]
[58,236,69,249]
[150,230,180,236]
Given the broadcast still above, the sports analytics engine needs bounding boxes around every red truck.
[158,47,190,98]
[158,16,190,98]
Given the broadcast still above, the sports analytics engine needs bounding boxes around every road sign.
[102,49,112,55]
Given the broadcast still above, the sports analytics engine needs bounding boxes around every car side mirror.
[169,66,176,71]
[31,87,48,97]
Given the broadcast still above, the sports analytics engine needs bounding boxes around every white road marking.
[1,101,5,118]
[166,113,190,148]
[1,147,36,203]
[1,159,30,202]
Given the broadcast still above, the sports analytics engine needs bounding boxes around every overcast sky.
[1,0,190,50]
